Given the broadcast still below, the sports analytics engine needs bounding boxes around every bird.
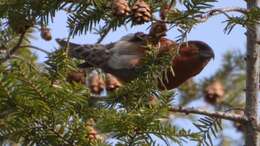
[56,32,214,90]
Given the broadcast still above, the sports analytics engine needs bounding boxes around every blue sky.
[31,0,247,145]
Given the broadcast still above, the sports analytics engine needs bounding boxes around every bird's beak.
[199,48,215,60]
[199,50,215,59]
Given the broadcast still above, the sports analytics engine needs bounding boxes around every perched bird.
[56,33,214,90]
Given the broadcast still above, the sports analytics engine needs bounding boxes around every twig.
[65,27,76,57]
[159,7,249,24]
[87,96,248,123]
[11,55,39,71]
[197,7,248,22]
[169,107,247,122]
[169,0,175,7]
[0,31,27,64]
[61,8,76,14]
[19,45,50,54]
[96,24,112,44]
[33,118,75,146]
[0,109,15,119]
[87,94,249,122]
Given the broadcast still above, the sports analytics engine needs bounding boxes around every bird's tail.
[56,39,110,67]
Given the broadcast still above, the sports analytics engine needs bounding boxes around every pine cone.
[67,69,86,84]
[85,119,103,141]
[131,0,151,24]
[89,73,105,94]
[149,21,167,43]
[41,27,52,41]
[204,80,225,104]
[105,73,122,91]
[148,96,158,106]
[112,0,131,17]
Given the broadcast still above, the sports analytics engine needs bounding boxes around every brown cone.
[149,21,167,43]
[89,73,105,94]
[41,27,52,41]
[105,73,122,91]
[204,80,225,104]
[131,0,151,24]
[85,119,102,141]
[148,96,158,106]
[112,0,131,17]
[67,69,86,84]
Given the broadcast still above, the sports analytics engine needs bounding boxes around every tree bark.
[245,1,260,146]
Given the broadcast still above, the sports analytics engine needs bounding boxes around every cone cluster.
[131,0,151,24]
[149,21,167,42]
[112,0,131,17]
[89,72,105,94]
[41,27,52,41]
[66,70,122,94]
[111,0,151,24]
[85,119,103,141]
[105,73,122,91]
[204,80,225,104]
[89,73,122,94]
[67,69,86,84]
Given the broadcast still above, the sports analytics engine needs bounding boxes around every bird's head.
[173,41,214,77]
[178,41,215,69]
[159,39,214,70]
[158,39,214,89]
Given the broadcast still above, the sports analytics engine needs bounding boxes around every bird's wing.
[56,34,146,70]
[55,35,146,82]
[107,34,146,69]
[56,39,111,67]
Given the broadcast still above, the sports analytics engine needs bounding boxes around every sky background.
[31,0,247,145]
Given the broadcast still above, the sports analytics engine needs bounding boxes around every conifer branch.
[0,31,27,64]
[96,24,112,44]
[197,7,249,22]
[19,45,50,54]
[34,118,75,146]
[88,95,248,122]
[0,109,15,118]
[160,7,249,23]
[169,107,247,122]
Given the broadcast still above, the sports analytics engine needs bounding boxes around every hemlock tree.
[0,0,259,146]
